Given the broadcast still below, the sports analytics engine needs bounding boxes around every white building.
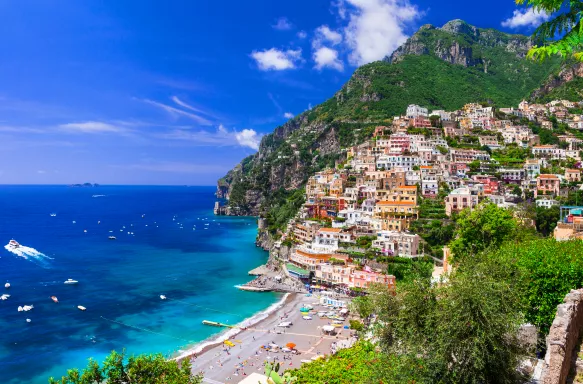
[372,231,420,257]
[536,198,559,209]
[406,104,428,118]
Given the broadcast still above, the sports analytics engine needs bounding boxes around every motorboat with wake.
[108,236,116,240]
[51,296,58,303]
[64,279,78,285]
[7,240,20,249]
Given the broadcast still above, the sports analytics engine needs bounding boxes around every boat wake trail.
[4,243,53,262]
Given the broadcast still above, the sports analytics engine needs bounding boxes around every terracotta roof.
[538,174,559,179]
[534,145,556,148]
[397,186,417,190]
[566,169,581,173]
[319,228,342,233]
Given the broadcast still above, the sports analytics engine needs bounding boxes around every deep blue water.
[0,185,278,383]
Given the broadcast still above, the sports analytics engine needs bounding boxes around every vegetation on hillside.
[48,351,201,384]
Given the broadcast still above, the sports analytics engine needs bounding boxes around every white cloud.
[273,17,293,31]
[250,48,303,71]
[284,112,294,119]
[333,0,348,20]
[141,99,213,125]
[314,25,343,46]
[59,121,124,134]
[158,125,262,150]
[501,8,550,29]
[342,0,420,65]
[314,47,344,71]
[235,129,261,150]
[297,30,308,39]
[171,96,209,115]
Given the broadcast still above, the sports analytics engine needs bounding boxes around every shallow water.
[0,185,277,383]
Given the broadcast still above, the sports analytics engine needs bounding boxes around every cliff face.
[386,19,533,69]
[216,19,569,223]
[531,62,583,102]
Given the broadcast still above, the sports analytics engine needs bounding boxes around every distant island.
[68,183,100,187]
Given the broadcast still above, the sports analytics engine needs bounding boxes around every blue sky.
[0,0,550,185]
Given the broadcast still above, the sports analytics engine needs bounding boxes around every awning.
[322,325,335,332]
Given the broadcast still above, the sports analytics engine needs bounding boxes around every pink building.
[536,174,561,197]
[352,267,396,289]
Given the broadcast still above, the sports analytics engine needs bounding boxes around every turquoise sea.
[0,185,279,383]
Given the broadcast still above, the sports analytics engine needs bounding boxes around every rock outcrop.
[539,289,583,384]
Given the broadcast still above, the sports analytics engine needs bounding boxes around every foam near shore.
[174,292,291,361]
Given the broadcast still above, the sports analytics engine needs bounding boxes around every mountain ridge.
[216,19,583,230]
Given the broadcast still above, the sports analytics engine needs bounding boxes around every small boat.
[5,282,10,288]
[108,236,116,240]
[64,279,78,285]
[77,305,86,311]
[50,296,58,303]
[18,306,23,312]
[1,294,10,300]
[20,305,33,312]
[50,213,57,217]
[83,230,87,233]
[72,221,76,224]
[160,295,167,300]
[7,240,20,249]
[26,318,31,323]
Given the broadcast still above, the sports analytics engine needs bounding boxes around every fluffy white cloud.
[342,0,420,65]
[59,121,123,133]
[312,25,344,71]
[250,48,303,71]
[297,30,308,39]
[235,129,261,150]
[284,112,294,119]
[314,47,344,71]
[501,8,550,29]
[273,17,293,31]
[314,25,343,46]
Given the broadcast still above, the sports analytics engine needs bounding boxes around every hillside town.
[270,100,583,292]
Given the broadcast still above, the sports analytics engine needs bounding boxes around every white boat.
[108,236,116,240]
[1,294,10,300]
[17,306,23,312]
[7,240,20,249]
[26,318,31,323]
[83,230,87,233]
[72,221,76,224]
[50,213,57,217]
[64,279,78,285]
[77,305,86,311]
[51,296,58,303]
[160,295,167,300]
[20,305,33,312]
[5,282,10,288]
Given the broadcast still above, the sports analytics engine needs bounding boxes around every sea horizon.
[0,185,277,383]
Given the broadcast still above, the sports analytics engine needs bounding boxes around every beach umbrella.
[286,342,296,349]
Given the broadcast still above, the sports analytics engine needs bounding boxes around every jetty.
[202,320,235,328]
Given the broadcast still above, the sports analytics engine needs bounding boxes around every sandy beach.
[181,292,354,383]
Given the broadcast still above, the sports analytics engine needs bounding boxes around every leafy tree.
[450,202,518,261]
[517,0,583,61]
[492,239,583,334]
[468,160,481,172]
[371,255,527,384]
[535,205,560,236]
[289,341,426,384]
[512,185,523,196]
[48,351,202,384]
